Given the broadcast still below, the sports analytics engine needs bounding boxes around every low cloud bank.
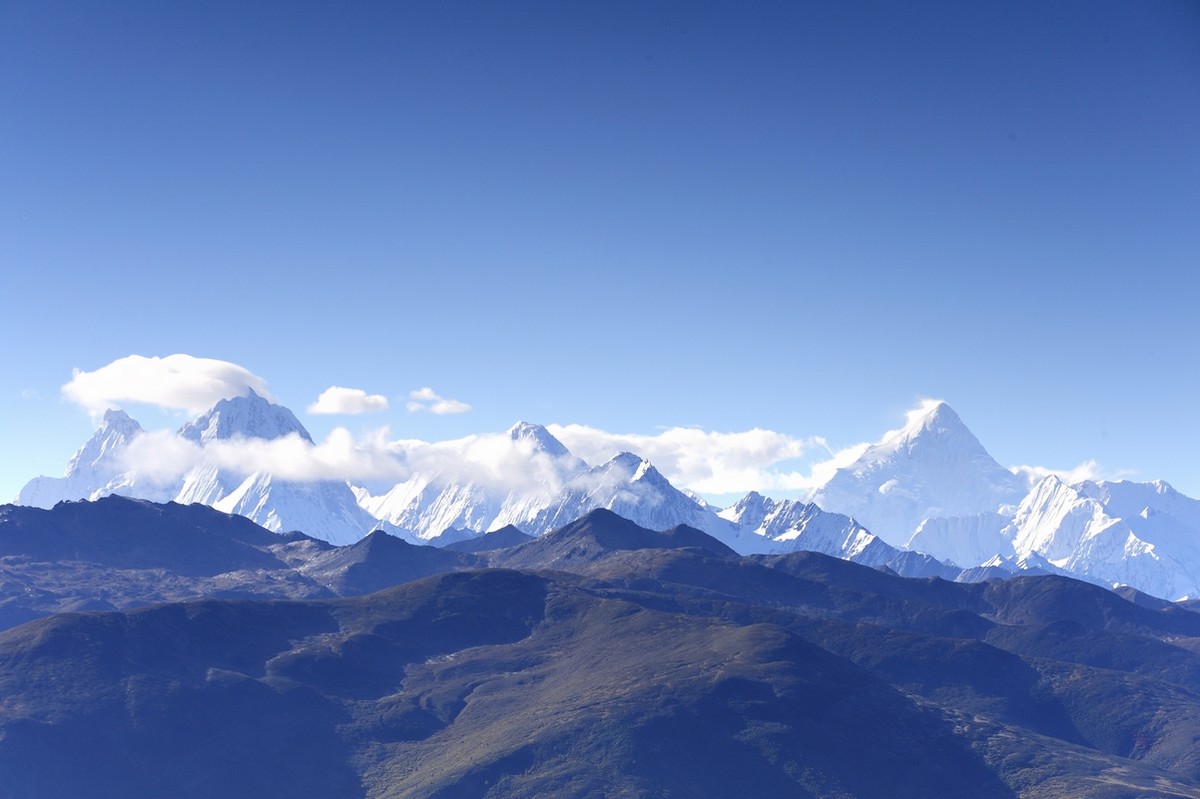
[547,424,831,496]
[119,426,410,486]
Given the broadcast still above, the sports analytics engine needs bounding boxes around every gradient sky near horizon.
[3,1,1199,503]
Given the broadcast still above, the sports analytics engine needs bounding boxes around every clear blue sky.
[3,1,1198,501]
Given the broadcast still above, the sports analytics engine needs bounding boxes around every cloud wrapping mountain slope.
[359,423,588,539]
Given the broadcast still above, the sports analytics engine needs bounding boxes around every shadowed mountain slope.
[0,497,475,630]
[2,504,1200,796]
[297,529,482,595]
[490,507,736,570]
[442,524,535,553]
[0,570,1015,799]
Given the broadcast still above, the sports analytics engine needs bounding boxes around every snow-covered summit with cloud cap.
[165,391,378,545]
[807,400,1028,546]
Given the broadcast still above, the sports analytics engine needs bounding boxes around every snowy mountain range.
[16,394,1200,599]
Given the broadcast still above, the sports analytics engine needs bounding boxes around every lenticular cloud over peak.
[63,354,273,416]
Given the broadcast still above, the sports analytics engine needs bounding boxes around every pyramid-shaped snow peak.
[809,401,1026,546]
[65,409,144,476]
[607,451,656,479]
[16,409,147,508]
[507,421,572,459]
[178,389,312,444]
[877,401,982,455]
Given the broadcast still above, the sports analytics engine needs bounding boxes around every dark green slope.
[2,507,1200,797]
[0,569,1010,799]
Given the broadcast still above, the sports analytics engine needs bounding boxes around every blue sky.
[3,1,1199,502]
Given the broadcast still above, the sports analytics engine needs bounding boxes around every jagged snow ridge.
[719,490,897,562]
[1003,476,1200,599]
[16,410,146,508]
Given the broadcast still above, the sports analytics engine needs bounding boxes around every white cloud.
[382,429,580,495]
[805,439,871,487]
[430,398,472,415]
[1009,460,1134,488]
[118,425,411,484]
[546,423,824,496]
[118,430,205,484]
[63,354,271,415]
[407,387,472,415]
[307,386,389,415]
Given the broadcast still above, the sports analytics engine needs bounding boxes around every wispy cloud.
[406,387,472,415]
[307,386,389,415]
[1009,460,1135,488]
[63,354,271,415]
[382,429,582,496]
[546,424,825,496]
[119,426,410,484]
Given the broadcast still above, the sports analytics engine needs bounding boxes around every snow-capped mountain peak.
[608,451,655,481]
[718,490,770,529]
[177,389,312,444]
[876,400,986,460]
[506,421,572,459]
[15,408,146,508]
[808,401,1027,546]
[64,409,143,477]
